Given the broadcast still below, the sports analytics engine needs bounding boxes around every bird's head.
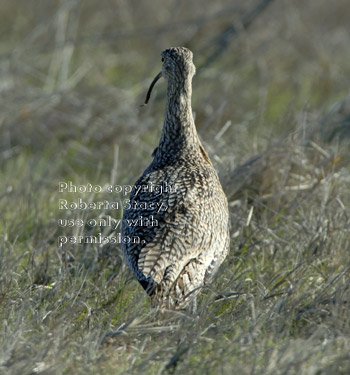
[161,47,196,82]
[141,47,196,106]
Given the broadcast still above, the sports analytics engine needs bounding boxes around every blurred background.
[1,1,350,374]
[1,0,349,178]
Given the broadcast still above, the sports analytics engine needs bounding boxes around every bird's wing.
[137,183,212,286]
[122,164,224,290]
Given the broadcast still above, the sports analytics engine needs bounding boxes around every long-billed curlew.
[122,47,229,309]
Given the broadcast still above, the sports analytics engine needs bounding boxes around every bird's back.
[122,148,229,308]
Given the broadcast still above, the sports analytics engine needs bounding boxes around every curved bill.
[140,71,163,107]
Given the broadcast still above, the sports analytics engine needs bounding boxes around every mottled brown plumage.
[122,47,229,309]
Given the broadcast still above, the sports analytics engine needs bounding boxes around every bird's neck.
[157,78,199,156]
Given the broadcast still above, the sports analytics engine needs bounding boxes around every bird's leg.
[189,296,197,315]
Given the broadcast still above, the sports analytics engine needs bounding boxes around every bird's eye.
[161,57,164,62]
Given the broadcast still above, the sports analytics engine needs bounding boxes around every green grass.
[1,0,350,374]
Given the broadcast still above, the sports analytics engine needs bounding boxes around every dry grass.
[0,0,350,374]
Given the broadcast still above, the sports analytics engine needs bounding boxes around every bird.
[122,47,229,310]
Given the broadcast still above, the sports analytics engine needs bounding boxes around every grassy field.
[1,0,350,374]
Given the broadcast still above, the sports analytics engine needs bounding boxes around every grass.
[1,0,350,374]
